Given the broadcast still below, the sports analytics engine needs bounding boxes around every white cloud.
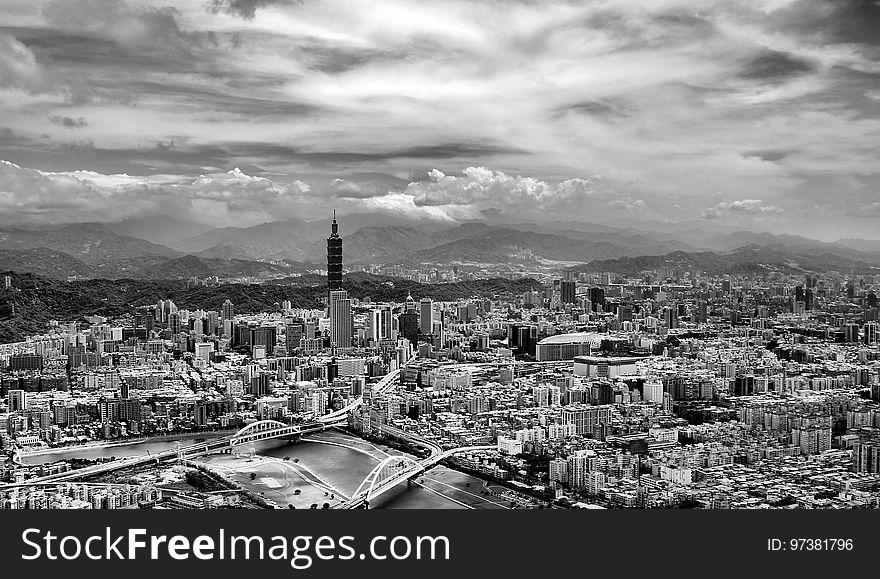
[0,33,49,92]
[703,199,783,219]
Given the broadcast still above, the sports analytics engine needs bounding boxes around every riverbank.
[16,431,234,459]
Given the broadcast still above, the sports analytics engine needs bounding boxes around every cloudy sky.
[0,0,878,238]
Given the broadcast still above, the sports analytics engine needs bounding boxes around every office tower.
[420,298,433,336]
[221,299,235,322]
[9,389,27,412]
[206,310,219,335]
[286,319,304,355]
[367,309,382,343]
[865,322,878,345]
[400,296,420,345]
[329,289,352,350]
[588,287,606,312]
[169,312,181,335]
[561,280,576,304]
[844,323,859,343]
[508,323,537,357]
[327,212,343,299]
[664,306,679,329]
[380,305,393,340]
[144,311,155,334]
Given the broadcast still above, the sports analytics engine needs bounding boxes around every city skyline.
[6,215,880,510]
[0,0,879,239]
[5,0,880,515]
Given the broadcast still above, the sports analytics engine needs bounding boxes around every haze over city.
[0,0,879,239]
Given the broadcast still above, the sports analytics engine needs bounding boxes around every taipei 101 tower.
[327,211,343,298]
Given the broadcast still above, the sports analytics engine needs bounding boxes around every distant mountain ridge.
[3,213,880,279]
[576,244,880,276]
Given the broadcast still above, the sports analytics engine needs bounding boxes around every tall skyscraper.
[561,280,576,304]
[420,297,433,336]
[400,294,420,345]
[327,212,343,299]
[380,305,393,340]
[221,299,234,322]
[367,309,382,343]
[329,289,352,350]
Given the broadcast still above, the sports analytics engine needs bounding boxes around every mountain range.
[1,213,880,280]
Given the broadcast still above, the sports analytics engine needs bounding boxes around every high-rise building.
[561,404,613,436]
[9,389,27,412]
[854,437,880,473]
[664,306,679,329]
[285,319,304,355]
[419,298,433,336]
[221,299,235,322]
[327,212,343,299]
[366,309,382,343]
[329,289,352,350]
[864,322,877,345]
[508,323,538,357]
[380,305,393,340]
[588,287,606,312]
[561,280,577,304]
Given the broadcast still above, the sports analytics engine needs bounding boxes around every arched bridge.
[5,367,409,487]
[339,445,498,509]
[230,420,316,446]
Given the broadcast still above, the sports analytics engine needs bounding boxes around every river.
[18,432,509,509]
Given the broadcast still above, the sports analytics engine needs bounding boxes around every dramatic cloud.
[206,0,300,20]
[405,167,650,221]
[0,33,49,91]
[0,0,878,237]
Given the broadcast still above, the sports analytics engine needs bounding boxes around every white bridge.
[7,366,500,500]
[5,369,404,487]
[338,445,498,509]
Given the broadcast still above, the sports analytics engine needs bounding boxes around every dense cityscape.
[2,214,880,510]
[2,0,880,519]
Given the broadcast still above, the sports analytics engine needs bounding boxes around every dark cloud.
[742,149,792,162]
[563,99,635,121]
[126,79,320,118]
[298,44,395,74]
[206,0,301,20]
[42,0,198,49]
[737,49,816,82]
[48,116,88,128]
[769,0,880,47]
